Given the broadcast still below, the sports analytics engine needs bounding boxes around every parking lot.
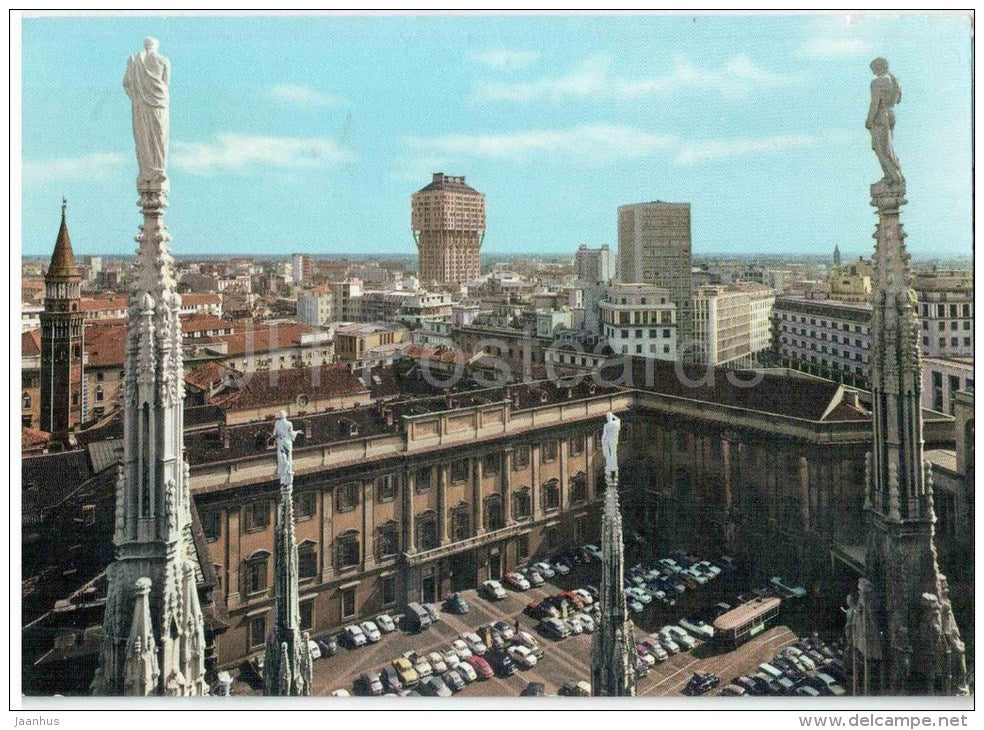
[232,551,827,697]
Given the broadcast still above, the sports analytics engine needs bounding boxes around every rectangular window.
[377,474,397,502]
[337,535,360,569]
[482,452,500,476]
[299,600,314,632]
[517,534,529,561]
[298,543,317,580]
[249,614,267,650]
[378,525,399,558]
[513,446,530,470]
[569,435,585,456]
[341,587,356,619]
[415,466,432,492]
[202,510,221,542]
[245,557,268,594]
[381,575,396,606]
[296,491,316,520]
[541,441,558,463]
[336,482,359,512]
[243,501,269,532]
[451,459,469,484]
[82,504,96,526]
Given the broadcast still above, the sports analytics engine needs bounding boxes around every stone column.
[438,465,449,544]
[586,435,597,499]
[531,445,542,521]
[502,450,513,525]
[559,436,570,511]
[799,456,810,532]
[473,458,484,536]
[363,479,375,570]
[227,507,242,608]
[320,488,334,581]
[403,464,416,555]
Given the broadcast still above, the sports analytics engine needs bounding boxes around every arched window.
[570,472,588,504]
[542,479,560,512]
[243,550,270,594]
[484,494,504,531]
[450,503,471,541]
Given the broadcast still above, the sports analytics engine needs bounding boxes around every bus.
[713,597,781,648]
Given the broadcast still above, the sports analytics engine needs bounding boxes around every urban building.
[296,285,334,327]
[412,173,485,286]
[359,290,453,328]
[573,244,615,285]
[914,270,973,358]
[829,258,873,302]
[617,202,694,353]
[292,253,312,285]
[40,202,85,436]
[921,356,974,415]
[333,323,407,362]
[599,283,677,360]
[692,283,774,368]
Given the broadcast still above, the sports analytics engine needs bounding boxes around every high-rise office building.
[292,253,312,285]
[617,202,694,356]
[412,173,485,286]
[574,244,615,284]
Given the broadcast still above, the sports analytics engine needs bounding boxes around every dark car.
[445,592,470,614]
[420,676,452,698]
[524,568,545,588]
[381,665,403,693]
[558,681,590,697]
[356,670,384,697]
[772,657,801,676]
[684,672,720,696]
[314,635,339,658]
[635,659,650,679]
[733,676,763,696]
[824,659,848,685]
[442,669,466,693]
[525,601,559,621]
[520,682,546,697]
[797,675,832,696]
[747,675,773,696]
[486,650,517,677]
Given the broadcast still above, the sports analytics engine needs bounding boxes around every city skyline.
[19,13,972,259]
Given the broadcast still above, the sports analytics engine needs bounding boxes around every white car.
[307,639,321,660]
[360,620,382,643]
[330,689,350,697]
[572,588,594,606]
[375,614,396,633]
[427,651,448,674]
[576,612,595,632]
[627,587,652,605]
[408,652,433,678]
[344,624,367,647]
[451,639,473,660]
[664,625,698,650]
[533,561,556,578]
[781,646,816,671]
[637,648,656,667]
[507,644,538,668]
[658,558,681,573]
[643,640,668,662]
[654,631,680,654]
[683,567,708,585]
[565,616,584,635]
[627,598,644,613]
[679,618,714,640]
[514,630,542,653]
[505,572,531,591]
[456,661,478,683]
[441,648,460,669]
[770,576,807,598]
[697,561,722,578]
[552,561,571,576]
[482,580,507,600]
[461,632,487,655]
[582,544,603,560]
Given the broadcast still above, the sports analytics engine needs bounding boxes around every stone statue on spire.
[123,37,170,192]
[866,57,903,192]
[601,411,620,486]
[274,410,301,485]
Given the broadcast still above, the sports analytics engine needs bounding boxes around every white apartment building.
[599,282,677,360]
[914,270,973,358]
[692,284,775,367]
[922,356,974,415]
[296,286,335,327]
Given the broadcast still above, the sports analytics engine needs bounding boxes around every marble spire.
[845,58,965,696]
[592,412,636,697]
[264,411,312,696]
[92,39,207,696]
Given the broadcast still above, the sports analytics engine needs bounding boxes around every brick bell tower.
[40,199,84,435]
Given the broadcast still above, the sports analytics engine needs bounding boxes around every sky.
[19,12,973,260]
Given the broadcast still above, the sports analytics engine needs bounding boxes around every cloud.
[271,83,347,107]
[470,49,540,71]
[406,124,849,165]
[475,54,797,103]
[796,15,874,58]
[798,36,867,58]
[173,133,354,174]
[23,152,126,182]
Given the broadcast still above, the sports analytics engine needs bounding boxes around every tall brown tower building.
[40,200,84,434]
[412,173,485,286]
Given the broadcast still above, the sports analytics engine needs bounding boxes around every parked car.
[441,647,460,669]
[504,572,531,591]
[493,620,515,640]
[636,645,656,667]
[507,644,538,668]
[451,638,473,660]
[626,587,652,605]
[444,592,470,614]
[540,617,571,640]
[344,624,367,647]
[392,657,419,687]
[441,669,466,693]
[424,603,442,623]
[684,672,720,696]
[375,614,396,634]
[314,635,338,657]
[552,560,571,576]
[576,612,596,632]
[558,680,591,697]
[641,638,668,662]
[330,689,350,697]
[482,579,507,600]
[733,676,763,696]
[461,632,488,655]
[420,676,452,698]
[769,576,807,598]
[427,651,448,674]
[520,682,546,697]
[307,638,322,660]
[356,670,384,696]
[381,665,403,693]
[572,588,594,606]
[405,651,433,678]
[816,672,847,696]
[533,561,556,578]
[635,659,650,679]
[664,625,697,650]
[758,663,785,682]
[796,685,822,697]
[582,544,603,560]
[585,585,600,600]
[360,620,382,643]
[565,616,584,635]
[513,630,544,658]
[456,660,478,683]
[679,618,714,640]
[719,683,747,696]
[465,655,494,680]
[654,632,680,654]
[627,597,644,613]
[405,602,432,632]
[523,568,545,587]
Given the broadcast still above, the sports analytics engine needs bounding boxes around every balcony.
[401,522,531,567]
